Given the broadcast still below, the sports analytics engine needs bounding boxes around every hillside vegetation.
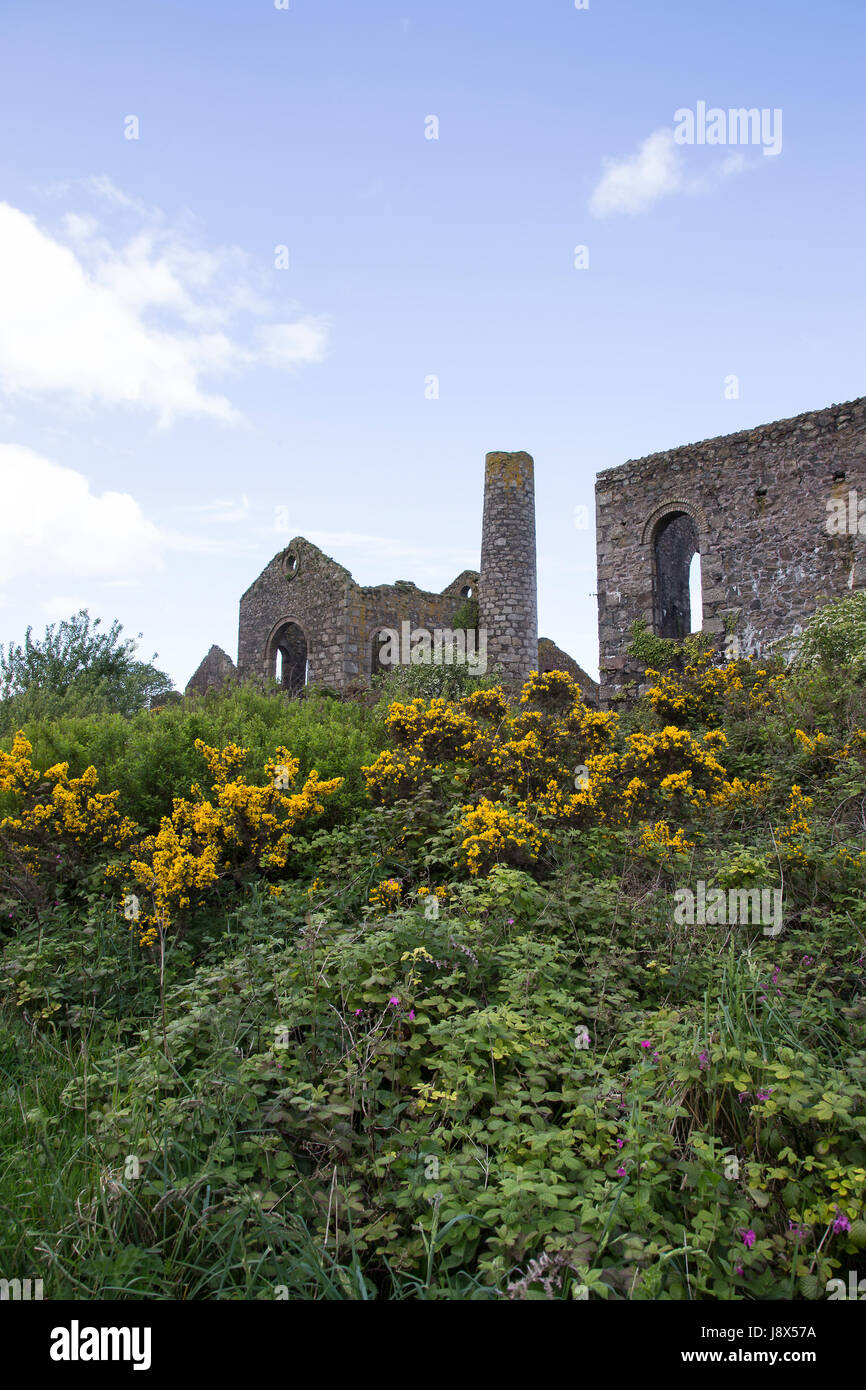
[1,598,865,1300]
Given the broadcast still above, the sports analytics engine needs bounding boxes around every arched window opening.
[370,627,396,680]
[271,622,308,692]
[653,511,700,638]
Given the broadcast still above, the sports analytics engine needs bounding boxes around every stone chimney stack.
[478,451,538,684]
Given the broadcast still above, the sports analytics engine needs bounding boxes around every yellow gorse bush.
[643,656,785,726]
[0,732,136,882]
[121,739,342,946]
[775,784,814,868]
[639,820,695,856]
[363,670,770,880]
[369,877,402,913]
[457,797,547,876]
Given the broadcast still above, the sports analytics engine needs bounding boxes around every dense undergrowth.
[1,628,865,1300]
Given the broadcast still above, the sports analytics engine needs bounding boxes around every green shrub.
[3,682,385,833]
[783,590,866,675]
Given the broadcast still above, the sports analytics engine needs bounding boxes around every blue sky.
[0,0,863,687]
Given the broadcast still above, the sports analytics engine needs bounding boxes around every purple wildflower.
[741,1230,756,1249]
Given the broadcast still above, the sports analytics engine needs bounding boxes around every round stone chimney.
[478,450,538,684]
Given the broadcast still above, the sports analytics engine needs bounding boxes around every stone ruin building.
[187,395,866,711]
[596,395,866,706]
[186,450,597,702]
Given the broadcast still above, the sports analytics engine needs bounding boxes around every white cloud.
[256,320,330,368]
[305,530,477,582]
[0,443,166,585]
[0,188,330,426]
[0,442,263,595]
[589,127,751,217]
[590,129,684,217]
[177,495,252,525]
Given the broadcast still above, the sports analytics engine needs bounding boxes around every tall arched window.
[271,621,308,692]
[652,511,701,638]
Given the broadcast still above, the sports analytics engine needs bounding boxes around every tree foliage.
[0,610,173,732]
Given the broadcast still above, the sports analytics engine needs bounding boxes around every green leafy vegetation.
[1,602,865,1300]
[0,610,173,734]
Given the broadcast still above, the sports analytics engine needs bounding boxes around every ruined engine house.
[186,450,595,700]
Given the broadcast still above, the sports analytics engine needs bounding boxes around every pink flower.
[408,1010,415,1021]
[639,1040,652,1049]
[616,1166,626,1177]
[741,1229,756,1249]
[388,996,400,1006]
[698,1051,708,1070]
[616,1138,625,1149]
[507,918,514,924]
[353,1009,362,1016]
[833,1209,851,1234]
[735,1264,744,1275]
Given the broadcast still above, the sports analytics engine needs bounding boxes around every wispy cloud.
[590,127,751,218]
[0,444,264,597]
[0,443,166,585]
[0,180,331,426]
[175,496,252,525]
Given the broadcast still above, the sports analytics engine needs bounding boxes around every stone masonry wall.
[236,535,480,690]
[595,396,866,706]
[237,537,355,687]
[478,451,538,684]
[537,637,600,706]
[185,645,236,696]
[347,572,479,680]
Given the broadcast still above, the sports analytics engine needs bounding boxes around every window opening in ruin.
[652,511,700,638]
[460,585,473,599]
[272,622,308,691]
[371,628,393,680]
